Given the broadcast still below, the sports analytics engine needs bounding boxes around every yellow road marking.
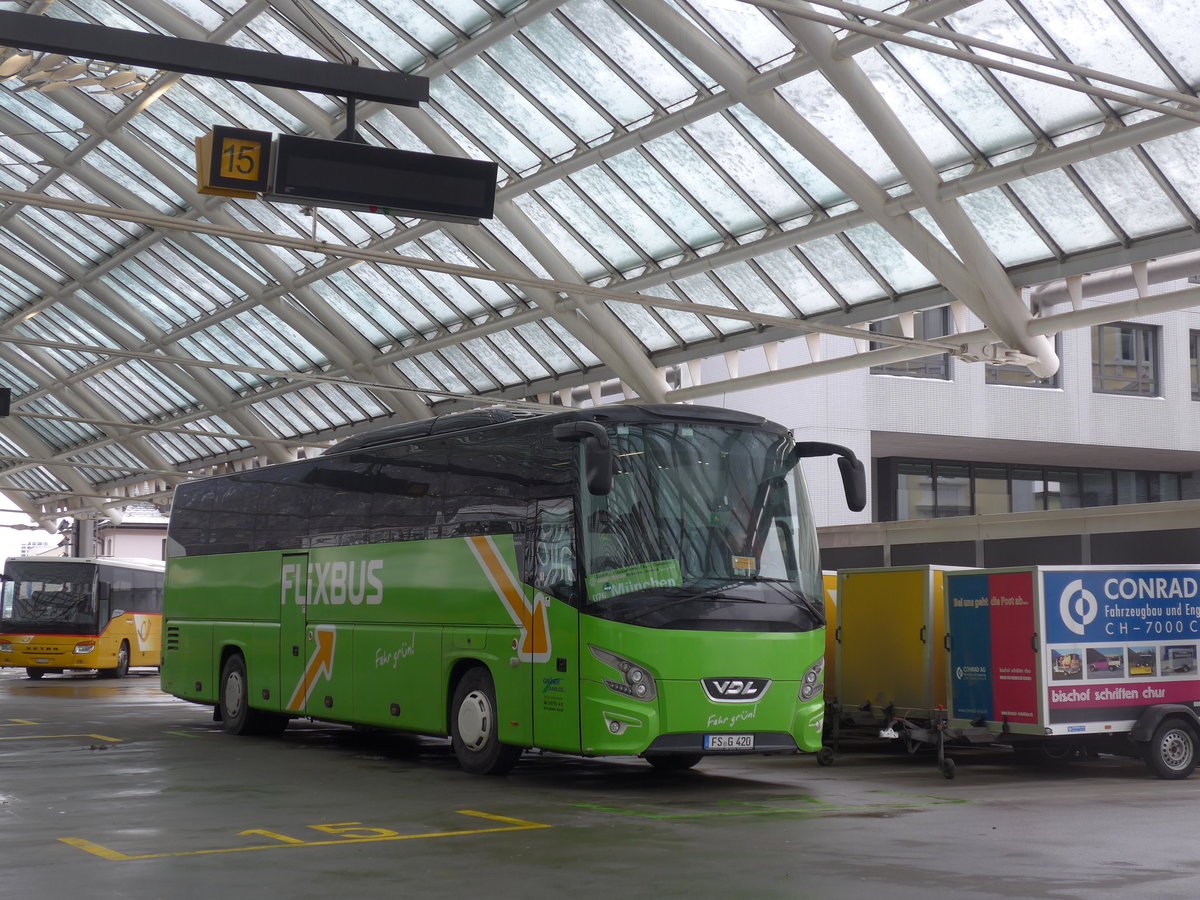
[60,810,551,861]
[1,719,39,726]
[0,733,122,743]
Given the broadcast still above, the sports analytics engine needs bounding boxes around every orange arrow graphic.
[287,625,335,712]
[467,536,551,662]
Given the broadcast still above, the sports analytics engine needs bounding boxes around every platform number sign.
[196,126,272,198]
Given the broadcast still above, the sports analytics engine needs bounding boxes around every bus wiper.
[650,583,770,605]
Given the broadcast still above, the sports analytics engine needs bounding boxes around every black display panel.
[270,135,498,221]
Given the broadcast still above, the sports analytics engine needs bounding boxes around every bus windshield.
[1,561,100,634]
[579,422,821,629]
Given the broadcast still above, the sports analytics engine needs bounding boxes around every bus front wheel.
[100,641,130,679]
[450,667,521,776]
[25,668,45,680]
[220,654,288,737]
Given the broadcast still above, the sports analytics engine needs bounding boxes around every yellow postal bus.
[0,556,165,679]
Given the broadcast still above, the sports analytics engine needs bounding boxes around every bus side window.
[529,499,577,605]
[95,567,113,621]
[443,432,528,537]
[370,443,448,541]
[132,570,162,614]
[255,464,314,551]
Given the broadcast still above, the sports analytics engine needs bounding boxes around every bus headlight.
[73,642,96,655]
[799,656,824,702]
[589,645,658,702]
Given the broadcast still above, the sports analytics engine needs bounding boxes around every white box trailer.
[945,565,1200,779]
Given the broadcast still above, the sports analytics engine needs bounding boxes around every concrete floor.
[2,667,1199,900]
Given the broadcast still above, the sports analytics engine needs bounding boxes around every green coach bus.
[161,404,864,774]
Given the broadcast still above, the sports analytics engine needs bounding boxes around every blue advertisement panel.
[1042,570,1200,644]
[947,573,993,721]
[1041,569,1200,725]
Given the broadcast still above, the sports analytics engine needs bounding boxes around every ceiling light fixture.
[0,46,153,95]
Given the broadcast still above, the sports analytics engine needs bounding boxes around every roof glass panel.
[884,35,1033,156]
[512,192,607,278]
[1006,168,1118,253]
[430,77,542,173]
[834,223,928,295]
[797,235,883,304]
[953,186,1050,265]
[487,37,614,145]
[569,165,680,262]
[1020,0,1171,89]
[1143,130,1200,219]
[682,114,809,223]
[532,179,643,275]
[484,328,552,382]
[1072,148,1189,237]
[604,147,721,248]
[777,70,899,186]
[439,344,498,391]
[682,0,793,70]
[751,249,840,316]
[634,286,710,342]
[1127,1,1200,83]
[453,56,577,160]
[608,300,675,352]
[856,46,969,168]
[522,16,655,127]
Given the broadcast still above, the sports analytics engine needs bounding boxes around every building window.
[879,458,1186,522]
[985,334,1062,388]
[1092,322,1159,395]
[870,307,951,379]
[1190,330,1199,400]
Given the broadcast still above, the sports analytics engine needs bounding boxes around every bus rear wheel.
[220,653,288,737]
[450,667,521,776]
[100,641,130,679]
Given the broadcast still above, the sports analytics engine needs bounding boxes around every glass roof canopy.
[0,0,1198,527]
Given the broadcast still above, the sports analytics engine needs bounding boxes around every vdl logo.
[1059,578,1098,636]
[702,677,770,703]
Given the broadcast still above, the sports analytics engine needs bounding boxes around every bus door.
[527,498,582,753]
[280,552,312,715]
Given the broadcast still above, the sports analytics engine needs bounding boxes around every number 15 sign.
[195,126,273,198]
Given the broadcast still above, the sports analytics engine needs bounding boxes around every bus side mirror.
[837,455,867,513]
[794,442,867,513]
[553,421,613,496]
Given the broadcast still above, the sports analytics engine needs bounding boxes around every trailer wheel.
[1144,719,1197,780]
[816,746,835,767]
[940,758,957,780]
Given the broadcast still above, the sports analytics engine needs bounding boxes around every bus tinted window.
[443,431,530,536]
[368,443,449,540]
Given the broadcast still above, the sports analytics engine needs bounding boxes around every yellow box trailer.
[833,565,956,718]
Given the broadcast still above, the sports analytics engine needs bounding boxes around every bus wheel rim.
[227,672,245,718]
[457,690,491,750]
